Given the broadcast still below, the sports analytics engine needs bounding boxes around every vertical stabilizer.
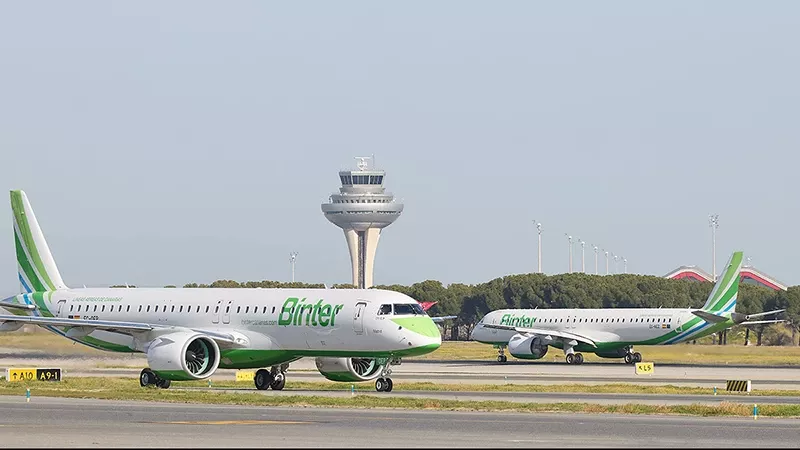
[10,190,67,292]
[700,251,743,313]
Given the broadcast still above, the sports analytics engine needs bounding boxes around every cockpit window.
[393,303,426,315]
[378,304,392,315]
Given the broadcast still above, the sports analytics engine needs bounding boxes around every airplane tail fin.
[11,190,67,292]
[699,251,743,313]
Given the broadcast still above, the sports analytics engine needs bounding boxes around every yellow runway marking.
[160,420,309,425]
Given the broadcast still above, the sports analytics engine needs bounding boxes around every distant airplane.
[470,251,785,364]
[0,190,441,392]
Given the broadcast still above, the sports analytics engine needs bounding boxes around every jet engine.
[315,357,384,382]
[508,334,549,360]
[146,331,220,381]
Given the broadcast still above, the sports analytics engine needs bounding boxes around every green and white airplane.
[470,251,786,364]
[0,190,442,392]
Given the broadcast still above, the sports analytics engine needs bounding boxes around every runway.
[0,396,794,448]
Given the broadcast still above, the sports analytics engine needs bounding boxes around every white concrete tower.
[321,157,404,288]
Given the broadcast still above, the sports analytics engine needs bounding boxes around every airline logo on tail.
[11,190,67,293]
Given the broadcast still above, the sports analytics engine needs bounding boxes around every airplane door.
[56,299,67,317]
[212,300,221,324]
[223,300,233,324]
[353,302,366,335]
[676,315,683,332]
[566,315,574,329]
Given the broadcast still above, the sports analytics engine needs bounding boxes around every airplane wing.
[481,323,598,348]
[430,315,457,323]
[0,314,245,346]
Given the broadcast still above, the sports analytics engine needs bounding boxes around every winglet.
[11,190,68,292]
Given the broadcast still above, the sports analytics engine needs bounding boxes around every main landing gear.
[496,346,508,363]
[624,350,643,364]
[565,353,584,365]
[255,363,290,391]
[139,368,171,389]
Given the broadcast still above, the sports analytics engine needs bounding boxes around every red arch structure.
[664,265,787,291]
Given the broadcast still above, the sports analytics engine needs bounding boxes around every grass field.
[0,377,797,417]
[2,328,800,365]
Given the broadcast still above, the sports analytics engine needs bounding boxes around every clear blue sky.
[1,1,798,292]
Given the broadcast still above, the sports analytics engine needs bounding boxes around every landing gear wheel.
[565,354,575,364]
[633,352,642,363]
[497,355,508,363]
[270,373,286,391]
[385,378,393,392]
[255,369,274,390]
[624,354,633,364]
[574,353,584,365]
[375,378,385,392]
[156,378,171,389]
[139,368,156,387]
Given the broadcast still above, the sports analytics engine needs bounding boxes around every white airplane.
[0,190,442,392]
[470,251,785,364]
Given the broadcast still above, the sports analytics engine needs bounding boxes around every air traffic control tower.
[321,157,404,289]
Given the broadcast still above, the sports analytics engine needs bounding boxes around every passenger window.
[378,304,392,315]
[263,306,267,314]
[171,305,175,313]
[70,305,74,312]
[93,305,97,312]
[271,306,275,314]
[226,306,230,313]
[237,306,241,314]
[147,305,151,312]
[77,305,82,312]
[179,305,183,313]
[127,305,131,312]
[215,306,219,314]
[138,305,142,313]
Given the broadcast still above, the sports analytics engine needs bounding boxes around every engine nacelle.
[0,321,23,332]
[508,334,549,360]
[315,357,384,382]
[147,331,220,381]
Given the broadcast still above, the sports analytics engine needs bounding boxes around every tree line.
[112,273,800,346]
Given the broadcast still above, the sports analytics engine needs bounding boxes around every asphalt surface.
[173,386,800,406]
[0,396,794,448]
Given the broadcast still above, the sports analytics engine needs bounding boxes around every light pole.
[593,245,599,275]
[565,234,573,273]
[289,251,298,283]
[614,255,619,274]
[579,239,585,273]
[534,220,542,273]
[603,249,609,275]
[709,214,719,282]
[623,257,627,274]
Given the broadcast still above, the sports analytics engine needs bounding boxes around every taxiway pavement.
[0,396,794,448]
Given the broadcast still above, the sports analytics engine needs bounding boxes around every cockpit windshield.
[377,303,427,316]
[393,303,426,316]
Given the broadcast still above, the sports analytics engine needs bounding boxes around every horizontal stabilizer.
[0,301,36,311]
[691,310,728,324]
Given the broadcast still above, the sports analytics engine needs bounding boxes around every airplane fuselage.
[471,307,734,354]
[3,287,442,368]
